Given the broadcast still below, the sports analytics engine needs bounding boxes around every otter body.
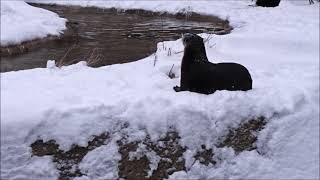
[174,33,252,94]
[256,0,280,7]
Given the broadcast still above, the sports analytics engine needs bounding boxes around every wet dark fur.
[174,33,252,94]
[256,0,281,7]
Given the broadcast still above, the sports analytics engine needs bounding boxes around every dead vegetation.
[57,44,78,67]
[57,46,104,68]
[167,64,176,79]
[86,48,104,67]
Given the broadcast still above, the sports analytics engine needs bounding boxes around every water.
[0,4,231,72]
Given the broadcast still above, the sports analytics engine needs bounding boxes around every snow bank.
[27,0,318,39]
[0,1,66,46]
[1,0,319,179]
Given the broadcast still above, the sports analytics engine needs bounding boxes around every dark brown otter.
[174,33,252,94]
[256,0,281,7]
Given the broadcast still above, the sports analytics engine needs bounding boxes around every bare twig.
[209,43,216,48]
[57,46,103,68]
[162,42,166,50]
[168,64,175,79]
[167,48,172,56]
[86,48,104,66]
[185,6,192,21]
[174,50,184,55]
[203,34,217,48]
[203,34,213,43]
[57,44,77,67]
[153,53,158,67]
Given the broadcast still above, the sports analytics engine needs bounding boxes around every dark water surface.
[1,4,231,72]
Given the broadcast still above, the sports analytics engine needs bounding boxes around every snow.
[77,140,121,179]
[0,1,66,46]
[1,0,319,179]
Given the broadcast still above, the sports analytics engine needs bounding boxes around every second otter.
[174,33,252,94]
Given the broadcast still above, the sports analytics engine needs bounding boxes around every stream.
[0,4,231,72]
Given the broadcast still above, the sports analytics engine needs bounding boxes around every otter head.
[181,33,208,62]
[182,33,204,47]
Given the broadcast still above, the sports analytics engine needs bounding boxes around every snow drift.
[0,1,66,46]
[1,1,319,179]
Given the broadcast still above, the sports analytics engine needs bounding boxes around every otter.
[256,0,281,7]
[174,33,252,94]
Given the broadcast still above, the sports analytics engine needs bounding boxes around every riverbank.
[0,1,66,47]
[1,3,231,72]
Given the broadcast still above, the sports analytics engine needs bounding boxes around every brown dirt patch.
[194,145,216,166]
[218,116,267,153]
[117,131,186,179]
[29,117,267,179]
[31,132,109,180]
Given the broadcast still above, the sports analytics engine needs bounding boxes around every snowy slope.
[0,1,66,46]
[1,1,319,179]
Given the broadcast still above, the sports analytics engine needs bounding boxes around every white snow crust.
[1,1,319,179]
[0,1,66,46]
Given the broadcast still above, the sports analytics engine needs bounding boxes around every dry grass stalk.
[174,50,183,55]
[168,64,175,79]
[153,53,158,67]
[203,34,213,43]
[167,48,172,56]
[57,44,77,67]
[86,48,104,66]
[57,45,103,68]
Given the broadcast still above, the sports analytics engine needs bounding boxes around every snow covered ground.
[0,1,66,46]
[1,0,319,179]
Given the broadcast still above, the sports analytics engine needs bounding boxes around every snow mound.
[1,1,319,179]
[0,1,66,46]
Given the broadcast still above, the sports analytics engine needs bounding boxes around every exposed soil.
[31,133,109,180]
[117,131,186,179]
[194,145,216,166]
[30,117,266,179]
[117,141,151,179]
[1,3,232,72]
[218,116,267,153]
